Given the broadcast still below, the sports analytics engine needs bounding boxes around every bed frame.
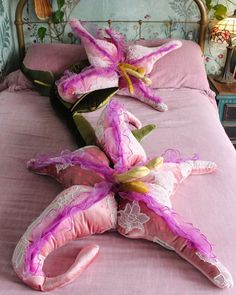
[15,0,208,61]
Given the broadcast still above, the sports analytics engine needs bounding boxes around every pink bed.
[1,0,235,292]
[0,84,236,294]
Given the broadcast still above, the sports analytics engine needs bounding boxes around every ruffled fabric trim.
[120,191,215,259]
[24,182,112,275]
[162,149,199,163]
[27,148,113,180]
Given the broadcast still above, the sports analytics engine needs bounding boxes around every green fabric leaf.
[50,86,87,148]
[50,81,119,147]
[50,60,118,146]
[21,63,55,96]
[70,87,119,113]
[132,124,156,142]
[72,113,97,146]
[37,27,47,42]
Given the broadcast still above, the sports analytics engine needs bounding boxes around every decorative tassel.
[34,0,52,20]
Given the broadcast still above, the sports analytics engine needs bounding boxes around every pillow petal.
[57,67,119,102]
[70,19,119,68]
[126,40,182,74]
[12,183,116,291]
[95,100,147,170]
[118,79,168,112]
[27,146,111,188]
[117,196,233,289]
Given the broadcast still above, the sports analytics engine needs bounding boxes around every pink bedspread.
[0,87,235,294]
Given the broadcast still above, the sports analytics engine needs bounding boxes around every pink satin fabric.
[12,99,233,291]
[57,20,181,111]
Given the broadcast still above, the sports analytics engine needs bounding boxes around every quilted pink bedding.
[0,87,236,294]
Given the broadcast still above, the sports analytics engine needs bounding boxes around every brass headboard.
[15,0,208,62]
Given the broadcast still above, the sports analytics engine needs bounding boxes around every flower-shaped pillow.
[13,100,233,292]
[57,20,182,111]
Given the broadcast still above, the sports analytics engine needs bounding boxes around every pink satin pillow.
[23,43,87,75]
[134,39,212,94]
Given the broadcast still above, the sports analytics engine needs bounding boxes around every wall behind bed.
[0,0,236,79]
[0,1,16,78]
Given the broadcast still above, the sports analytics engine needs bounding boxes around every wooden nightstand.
[208,75,236,148]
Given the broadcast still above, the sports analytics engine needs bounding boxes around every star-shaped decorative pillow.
[13,100,233,291]
[57,20,182,111]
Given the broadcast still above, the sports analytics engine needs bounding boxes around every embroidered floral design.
[118,201,150,234]
[56,163,72,174]
[196,251,233,288]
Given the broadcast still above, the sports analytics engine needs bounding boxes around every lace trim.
[196,252,232,288]
[106,195,118,229]
[213,274,232,288]
[179,162,192,178]
[153,236,174,251]
[196,251,217,264]
[153,170,177,197]
[56,163,72,174]
[12,186,89,271]
[118,201,150,234]
[12,237,29,269]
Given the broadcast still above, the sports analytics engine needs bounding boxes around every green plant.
[37,26,47,42]
[205,0,236,20]
[51,0,65,24]
[36,0,78,43]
